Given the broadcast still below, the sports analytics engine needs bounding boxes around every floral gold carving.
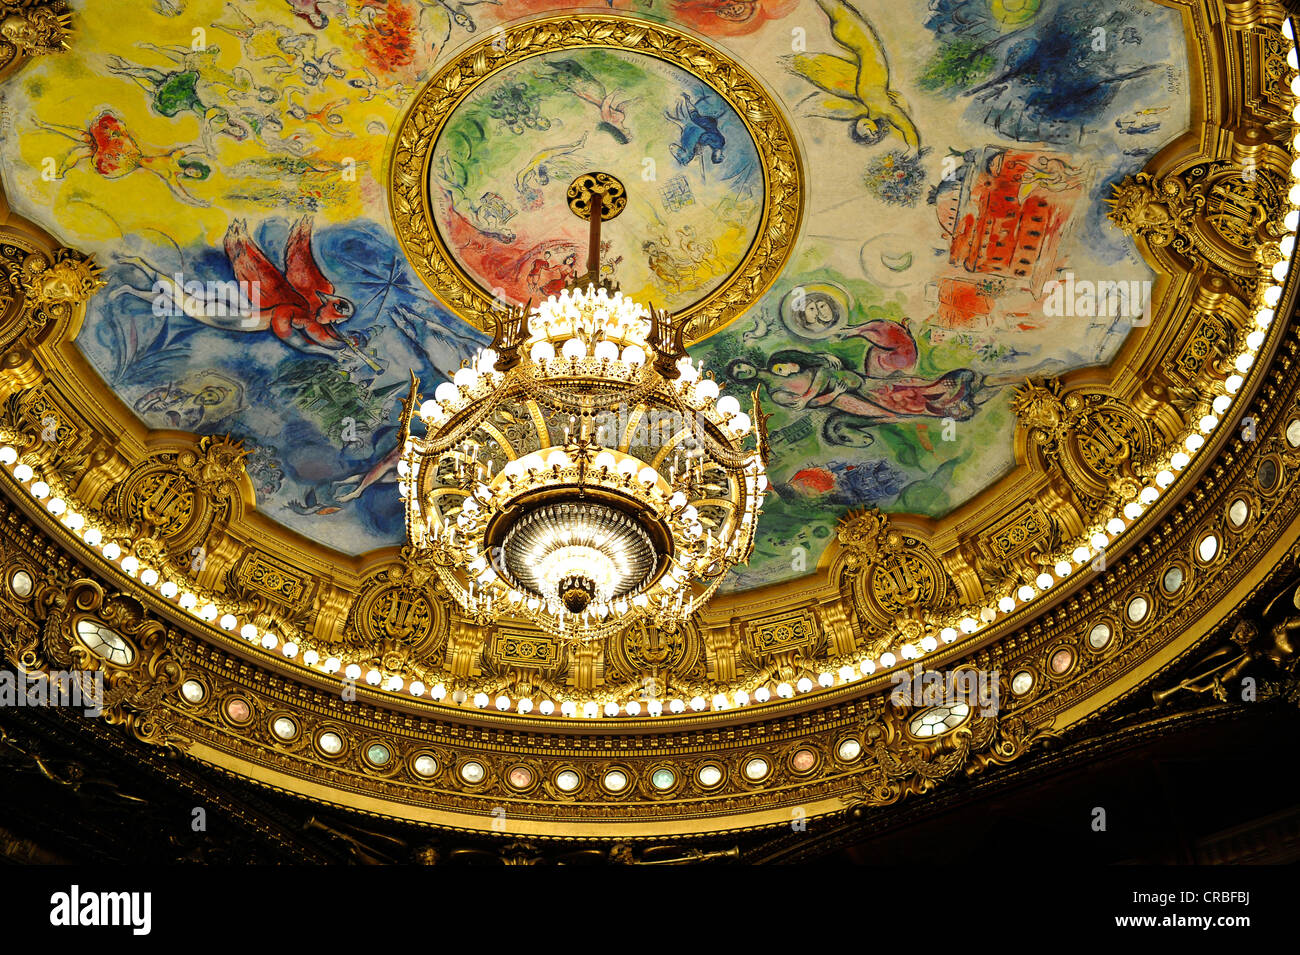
[844,703,1051,810]
[1013,379,1161,503]
[36,579,185,750]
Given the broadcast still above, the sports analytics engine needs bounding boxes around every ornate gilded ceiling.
[1,0,1299,843]
[0,0,1185,576]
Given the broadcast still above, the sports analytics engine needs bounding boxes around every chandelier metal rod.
[586,184,603,281]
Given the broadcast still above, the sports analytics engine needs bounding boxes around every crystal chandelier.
[398,172,769,641]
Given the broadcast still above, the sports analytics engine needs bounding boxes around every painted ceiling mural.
[0,0,1189,589]
[429,48,764,313]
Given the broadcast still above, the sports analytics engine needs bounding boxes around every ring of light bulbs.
[4,17,1298,720]
[400,284,767,641]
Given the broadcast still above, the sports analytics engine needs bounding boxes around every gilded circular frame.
[387,13,804,343]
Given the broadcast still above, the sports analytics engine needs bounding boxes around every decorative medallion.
[390,14,802,341]
[348,566,445,664]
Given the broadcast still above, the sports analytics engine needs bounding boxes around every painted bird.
[224,217,381,370]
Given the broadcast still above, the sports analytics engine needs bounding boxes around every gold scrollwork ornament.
[1,2,72,59]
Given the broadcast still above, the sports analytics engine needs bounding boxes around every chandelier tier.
[398,173,769,641]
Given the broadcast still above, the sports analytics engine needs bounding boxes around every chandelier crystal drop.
[398,173,769,641]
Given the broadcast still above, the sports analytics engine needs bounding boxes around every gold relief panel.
[834,509,953,642]
[606,618,702,680]
[492,629,560,670]
[985,502,1052,562]
[1171,311,1231,384]
[966,499,1072,590]
[118,466,199,541]
[1013,381,1166,503]
[232,551,310,611]
[0,386,84,470]
[870,551,942,617]
[101,439,249,560]
[1245,25,1293,114]
[746,610,816,657]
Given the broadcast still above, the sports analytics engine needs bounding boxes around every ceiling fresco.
[0,0,1189,588]
[428,47,764,312]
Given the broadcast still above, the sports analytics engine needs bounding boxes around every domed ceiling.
[2,0,1297,844]
[0,0,1186,585]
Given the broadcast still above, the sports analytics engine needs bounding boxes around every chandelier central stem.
[586,188,603,280]
[565,171,627,291]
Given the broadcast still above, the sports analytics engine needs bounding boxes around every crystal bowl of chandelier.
[401,284,767,639]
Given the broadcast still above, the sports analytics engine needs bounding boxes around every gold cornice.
[0,0,1285,695]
